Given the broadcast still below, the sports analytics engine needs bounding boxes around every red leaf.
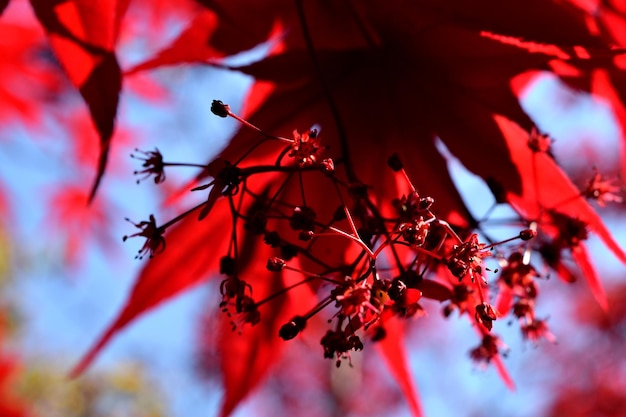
[496,116,626,265]
[472,326,515,390]
[217,244,297,417]
[81,53,121,201]
[0,187,6,221]
[29,0,128,200]
[125,8,222,74]
[375,312,423,417]
[46,186,110,267]
[590,68,626,180]
[493,354,515,390]
[571,242,608,311]
[418,279,453,302]
[421,0,601,49]
[495,289,514,317]
[488,117,626,307]
[71,202,232,376]
[0,18,62,124]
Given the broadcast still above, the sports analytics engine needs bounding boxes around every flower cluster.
[119,101,622,375]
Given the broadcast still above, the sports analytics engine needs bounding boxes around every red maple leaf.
[70,2,626,416]
[28,0,127,201]
[0,9,63,125]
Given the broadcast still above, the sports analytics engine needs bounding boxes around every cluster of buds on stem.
[122,100,623,369]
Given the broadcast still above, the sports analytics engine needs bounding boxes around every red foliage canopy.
[3,0,626,416]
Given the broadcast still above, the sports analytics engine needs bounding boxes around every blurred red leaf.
[0,17,62,124]
[62,2,626,415]
[125,8,221,74]
[376,313,423,417]
[419,279,453,302]
[571,242,608,311]
[496,117,626,298]
[591,68,626,180]
[217,244,297,417]
[46,186,110,267]
[29,0,128,200]
[0,321,32,417]
[493,355,515,390]
[71,201,232,376]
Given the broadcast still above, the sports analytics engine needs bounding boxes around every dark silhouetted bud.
[211,100,229,117]
[320,158,335,174]
[279,316,307,340]
[519,229,537,241]
[264,231,281,247]
[290,206,316,231]
[388,278,406,301]
[281,243,298,260]
[387,153,403,171]
[267,257,286,272]
[219,256,236,275]
[418,196,434,211]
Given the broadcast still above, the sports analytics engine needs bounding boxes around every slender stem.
[162,162,209,168]
[243,164,319,175]
[283,265,343,284]
[228,194,240,267]
[343,206,360,238]
[255,276,318,308]
[401,169,416,193]
[235,137,270,166]
[303,297,334,321]
[159,201,207,230]
[227,110,293,143]
[324,226,375,258]
[294,0,356,182]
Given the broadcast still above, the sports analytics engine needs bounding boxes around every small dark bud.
[280,243,298,261]
[264,231,281,247]
[320,158,335,174]
[211,100,229,117]
[220,256,236,275]
[387,153,404,172]
[279,322,299,340]
[267,257,286,272]
[519,229,537,241]
[475,303,497,331]
[245,211,267,234]
[418,196,434,211]
[348,183,369,199]
[443,304,456,317]
[298,230,314,241]
[388,278,406,301]
[279,316,307,340]
[401,268,422,288]
[290,206,316,231]
[349,335,363,351]
[513,299,533,318]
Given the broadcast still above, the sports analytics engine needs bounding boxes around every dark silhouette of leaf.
[29,0,127,201]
